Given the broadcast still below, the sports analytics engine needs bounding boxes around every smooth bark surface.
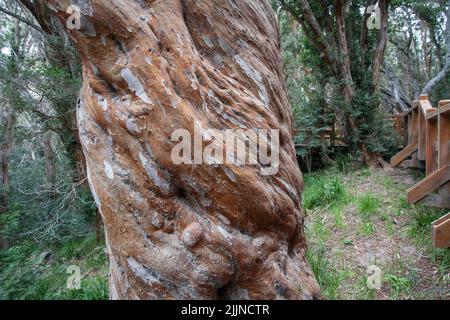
[43,0,319,300]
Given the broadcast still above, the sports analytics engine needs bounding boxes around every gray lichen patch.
[233,55,269,107]
[126,117,140,134]
[120,68,151,104]
[138,151,171,194]
[104,160,114,180]
[202,35,214,48]
[72,0,94,16]
[96,94,108,111]
[223,167,237,183]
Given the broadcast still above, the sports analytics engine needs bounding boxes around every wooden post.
[438,102,450,204]
[432,213,450,248]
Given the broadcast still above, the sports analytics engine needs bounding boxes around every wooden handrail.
[418,94,436,115]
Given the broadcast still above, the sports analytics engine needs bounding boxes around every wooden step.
[407,165,450,204]
[390,142,418,167]
[432,213,450,248]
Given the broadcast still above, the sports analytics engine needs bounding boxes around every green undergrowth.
[0,232,108,300]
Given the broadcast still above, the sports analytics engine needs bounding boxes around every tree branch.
[0,6,43,33]
[371,0,390,92]
[422,0,450,95]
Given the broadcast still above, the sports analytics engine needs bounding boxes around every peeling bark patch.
[104,160,114,180]
[138,152,170,193]
[217,225,232,240]
[233,55,269,107]
[218,38,235,55]
[96,94,108,111]
[202,35,214,48]
[72,0,94,16]
[151,211,163,229]
[223,167,237,182]
[126,118,139,134]
[127,257,159,285]
[120,68,151,104]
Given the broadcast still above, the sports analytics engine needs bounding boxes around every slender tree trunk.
[0,114,15,250]
[334,0,354,93]
[95,211,102,245]
[43,0,320,300]
[422,27,432,80]
[371,0,389,92]
[43,136,57,198]
[422,0,450,95]
[60,118,88,184]
[1,114,15,214]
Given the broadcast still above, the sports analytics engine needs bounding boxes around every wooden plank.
[420,193,450,209]
[404,113,410,145]
[432,213,450,248]
[439,103,450,115]
[439,112,450,168]
[418,109,429,161]
[390,142,418,167]
[417,96,436,161]
[438,100,450,107]
[407,165,450,204]
[399,158,419,169]
[426,109,438,120]
[410,108,419,145]
[418,111,425,160]
[425,118,438,175]
[439,111,450,202]
[419,99,435,115]
[403,101,418,115]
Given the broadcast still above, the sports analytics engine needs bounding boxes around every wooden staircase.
[390,95,450,248]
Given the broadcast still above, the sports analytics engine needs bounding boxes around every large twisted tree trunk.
[44,0,319,300]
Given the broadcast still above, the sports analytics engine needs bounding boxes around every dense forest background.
[0,0,448,299]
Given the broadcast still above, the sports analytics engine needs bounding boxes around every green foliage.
[357,193,381,217]
[60,277,109,300]
[0,204,22,239]
[358,221,376,237]
[333,88,399,157]
[331,206,346,230]
[5,148,97,244]
[307,246,347,299]
[303,174,348,211]
[407,206,450,276]
[277,7,337,162]
[0,233,108,300]
[335,153,355,174]
[275,0,447,162]
[384,274,413,297]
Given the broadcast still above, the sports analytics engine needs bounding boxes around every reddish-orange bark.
[43,0,319,300]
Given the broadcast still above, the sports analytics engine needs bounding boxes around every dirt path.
[304,166,450,300]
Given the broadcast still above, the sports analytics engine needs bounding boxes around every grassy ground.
[1,164,448,300]
[0,233,108,300]
[303,163,450,300]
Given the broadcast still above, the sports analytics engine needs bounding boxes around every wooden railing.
[390,95,450,248]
